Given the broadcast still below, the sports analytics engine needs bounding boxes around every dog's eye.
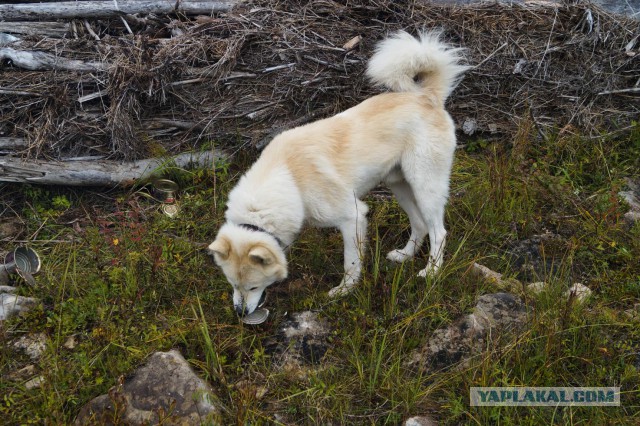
[249,287,258,291]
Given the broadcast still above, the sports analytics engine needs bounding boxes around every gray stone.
[564,283,592,303]
[63,335,78,350]
[24,375,45,390]
[509,232,565,282]
[526,281,547,294]
[11,332,47,360]
[462,118,477,135]
[623,303,640,320]
[405,415,438,426]
[624,211,640,227]
[619,178,640,227]
[471,263,522,293]
[5,364,36,382]
[408,293,529,371]
[0,292,39,321]
[75,349,221,426]
[265,311,331,372]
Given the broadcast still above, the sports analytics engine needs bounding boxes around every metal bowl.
[241,308,269,325]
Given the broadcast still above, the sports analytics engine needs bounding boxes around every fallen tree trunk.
[0,1,237,22]
[0,150,228,186]
[0,47,106,71]
[0,138,28,151]
[0,22,70,38]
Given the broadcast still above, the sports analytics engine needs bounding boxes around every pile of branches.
[1,0,638,162]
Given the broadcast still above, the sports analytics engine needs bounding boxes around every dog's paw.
[328,283,356,298]
[386,249,412,263]
[417,264,439,278]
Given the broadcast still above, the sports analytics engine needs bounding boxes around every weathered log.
[0,22,70,38]
[0,150,228,186]
[0,33,20,46]
[0,47,106,71]
[0,1,237,22]
[0,138,28,151]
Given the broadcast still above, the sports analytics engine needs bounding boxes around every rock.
[462,117,477,135]
[408,293,529,371]
[0,291,38,321]
[526,281,547,294]
[471,263,522,293]
[623,303,640,320]
[405,415,438,426]
[6,364,36,382]
[75,349,221,426]
[24,375,45,390]
[265,311,331,372]
[619,178,640,227]
[624,211,640,227]
[509,232,564,282]
[11,333,47,360]
[63,335,78,350]
[564,283,592,303]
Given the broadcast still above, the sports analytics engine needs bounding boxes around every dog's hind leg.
[416,202,446,278]
[385,179,428,263]
[328,199,368,297]
[401,149,453,277]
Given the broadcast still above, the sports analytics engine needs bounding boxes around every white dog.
[209,31,468,316]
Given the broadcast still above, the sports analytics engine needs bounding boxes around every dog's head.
[208,223,287,316]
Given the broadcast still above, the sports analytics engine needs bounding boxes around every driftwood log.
[0,22,70,38]
[0,47,106,71]
[0,150,228,186]
[0,1,237,21]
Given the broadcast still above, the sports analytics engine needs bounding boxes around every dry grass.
[0,0,638,161]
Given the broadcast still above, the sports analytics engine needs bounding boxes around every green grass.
[1,122,639,424]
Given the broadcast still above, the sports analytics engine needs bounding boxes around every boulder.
[75,349,221,425]
[408,293,529,371]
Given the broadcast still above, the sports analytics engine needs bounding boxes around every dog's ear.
[208,238,230,261]
[248,245,275,265]
[248,245,288,280]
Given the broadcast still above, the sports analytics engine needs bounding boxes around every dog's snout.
[235,304,247,317]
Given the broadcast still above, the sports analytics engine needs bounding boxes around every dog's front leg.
[328,201,368,297]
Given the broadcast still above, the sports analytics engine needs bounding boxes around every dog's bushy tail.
[366,31,469,105]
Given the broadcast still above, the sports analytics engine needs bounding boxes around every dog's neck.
[225,164,305,247]
[238,223,285,248]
